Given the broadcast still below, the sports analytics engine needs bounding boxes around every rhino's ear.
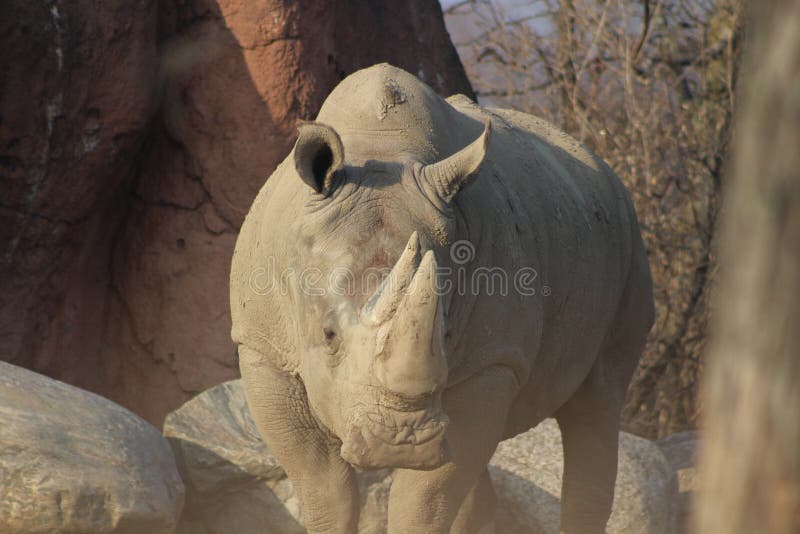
[421,119,491,203]
[294,122,345,195]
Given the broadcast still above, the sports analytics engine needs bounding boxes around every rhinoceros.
[230,63,654,534]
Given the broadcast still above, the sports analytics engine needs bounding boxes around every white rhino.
[230,63,654,534]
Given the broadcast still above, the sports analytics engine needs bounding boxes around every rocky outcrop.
[166,380,678,533]
[0,0,161,408]
[0,0,473,425]
[0,361,184,533]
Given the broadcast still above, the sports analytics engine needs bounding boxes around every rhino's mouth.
[364,403,449,446]
[340,399,449,470]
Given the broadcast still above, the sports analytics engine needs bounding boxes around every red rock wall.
[0,0,473,424]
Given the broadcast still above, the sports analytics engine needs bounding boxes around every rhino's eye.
[322,326,341,356]
[323,327,337,342]
[321,309,341,355]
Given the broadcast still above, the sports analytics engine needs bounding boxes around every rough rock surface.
[166,380,677,533]
[0,0,160,410]
[0,361,184,533]
[491,419,678,534]
[0,0,473,425]
[656,431,701,533]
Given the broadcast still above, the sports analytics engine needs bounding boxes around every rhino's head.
[282,116,491,470]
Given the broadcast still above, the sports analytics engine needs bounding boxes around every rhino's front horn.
[375,250,448,398]
[420,119,492,202]
[362,231,421,325]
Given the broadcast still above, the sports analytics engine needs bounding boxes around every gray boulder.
[164,380,393,534]
[163,380,303,534]
[166,379,677,533]
[0,361,184,533]
[656,431,701,533]
[491,418,678,533]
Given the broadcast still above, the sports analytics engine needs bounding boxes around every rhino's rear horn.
[362,231,421,325]
[421,119,491,202]
[294,121,345,195]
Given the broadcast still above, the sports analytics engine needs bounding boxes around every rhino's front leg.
[387,365,519,533]
[238,346,359,534]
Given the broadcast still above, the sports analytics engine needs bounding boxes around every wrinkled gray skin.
[230,64,654,534]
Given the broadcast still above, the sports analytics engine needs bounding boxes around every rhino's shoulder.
[229,161,299,369]
[444,95,601,175]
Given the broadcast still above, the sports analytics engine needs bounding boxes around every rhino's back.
[449,94,637,303]
[442,97,646,411]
